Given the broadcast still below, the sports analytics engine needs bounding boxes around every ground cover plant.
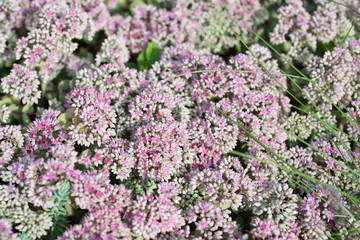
[1,0,360,239]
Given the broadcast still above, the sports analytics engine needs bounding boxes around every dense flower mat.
[1,0,360,239]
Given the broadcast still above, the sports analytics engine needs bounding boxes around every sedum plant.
[0,0,360,239]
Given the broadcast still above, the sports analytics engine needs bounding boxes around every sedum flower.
[0,105,10,123]
[127,194,186,239]
[0,125,23,169]
[70,169,132,210]
[59,207,132,240]
[0,218,20,240]
[65,87,116,146]
[24,110,67,154]
[95,35,130,67]
[0,184,53,239]
[176,0,262,53]
[132,120,193,181]
[1,64,41,105]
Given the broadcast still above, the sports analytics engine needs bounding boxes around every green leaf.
[8,103,20,112]
[19,233,32,240]
[319,41,335,52]
[58,80,69,101]
[57,108,74,130]
[69,80,75,90]
[283,41,292,52]
[137,51,147,70]
[80,149,92,158]
[129,0,145,11]
[145,42,162,65]
[116,0,128,8]
[22,104,34,114]
[0,96,13,105]
[22,114,30,125]
[8,104,21,119]
[45,181,71,240]
[137,42,162,70]
[41,80,48,97]
[220,201,232,210]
